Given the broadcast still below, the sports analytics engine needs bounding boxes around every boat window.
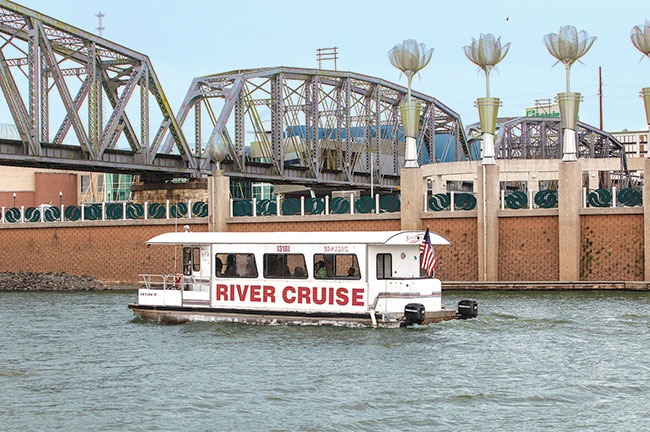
[215,253,258,278]
[313,254,361,280]
[192,248,201,272]
[263,254,307,279]
[182,247,192,276]
[376,253,392,279]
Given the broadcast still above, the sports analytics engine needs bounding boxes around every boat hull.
[128,304,458,328]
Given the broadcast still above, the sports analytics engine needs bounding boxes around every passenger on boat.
[315,261,327,279]
[224,255,236,277]
[245,256,257,278]
[347,267,356,277]
[294,266,306,277]
[215,258,223,276]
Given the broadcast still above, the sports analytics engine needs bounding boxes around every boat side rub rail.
[139,274,209,291]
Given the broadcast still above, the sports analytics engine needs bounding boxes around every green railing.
[584,187,642,208]
[230,194,401,217]
[499,187,642,209]
[1,200,209,224]
[501,190,558,210]
[427,192,477,211]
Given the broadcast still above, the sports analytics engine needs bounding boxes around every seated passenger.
[245,256,257,277]
[215,258,223,276]
[224,255,236,277]
[294,266,306,277]
[347,267,356,277]
[315,261,327,279]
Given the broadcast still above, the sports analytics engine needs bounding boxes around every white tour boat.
[128,230,478,328]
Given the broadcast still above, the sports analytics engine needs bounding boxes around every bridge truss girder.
[0,0,194,173]
[471,117,631,185]
[166,67,471,189]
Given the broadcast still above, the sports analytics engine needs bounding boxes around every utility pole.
[96,11,105,37]
[316,47,339,70]
[599,66,603,130]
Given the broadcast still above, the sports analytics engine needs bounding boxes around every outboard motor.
[404,303,425,326]
[457,300,478,319]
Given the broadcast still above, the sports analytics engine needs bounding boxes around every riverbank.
[0,272,136,291]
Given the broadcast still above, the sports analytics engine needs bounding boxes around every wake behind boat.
[128,230,477,327]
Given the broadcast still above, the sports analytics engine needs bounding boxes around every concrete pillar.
[643,158,650,281]
[587,170,599,190]
[210,170,230,232]
[400,167,424,231]
[430,175,446,195]
[477,163,499,281]
[558,161,582,281]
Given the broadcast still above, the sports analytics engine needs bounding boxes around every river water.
[1,290,649,431]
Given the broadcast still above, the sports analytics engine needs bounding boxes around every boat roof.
[147,230,450,246]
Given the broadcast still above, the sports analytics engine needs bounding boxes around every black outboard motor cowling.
[404,303,425,325]
[457,300,478,319]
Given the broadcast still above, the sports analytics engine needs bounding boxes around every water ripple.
[1,290,650,431]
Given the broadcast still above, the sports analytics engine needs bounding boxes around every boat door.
[181,246,211,305]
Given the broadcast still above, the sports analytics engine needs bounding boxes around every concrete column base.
[210,170,230,232]
[477,164,499,281]
[400,167,424,231]
[558,161,582,281]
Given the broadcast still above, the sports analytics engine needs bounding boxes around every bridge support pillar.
[558,161,582,281]
[400,167,424,231]
[210,169,230,232]
[477,163,500,281]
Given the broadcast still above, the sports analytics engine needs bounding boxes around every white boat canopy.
[147,230,450,246]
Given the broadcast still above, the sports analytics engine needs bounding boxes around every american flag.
[420,227,436,276]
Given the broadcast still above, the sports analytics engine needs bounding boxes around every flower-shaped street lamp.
[464,34,510,165]
[388,39,433,168]
[544,25,596,162]
[208,131,227,171]
[631,20,650,141]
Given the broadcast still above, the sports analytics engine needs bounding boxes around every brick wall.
[0,213,645,284]
[499,216,559,281]
[581,214,644,281]
[0,172,76,208]
[0,222,209,284]
[35,172,78,207]
[422,217,478,281]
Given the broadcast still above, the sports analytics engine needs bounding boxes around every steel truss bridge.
[0,0,194,177]
[467,117,632,185]
[168,67,471,189]
[0,0,471,190]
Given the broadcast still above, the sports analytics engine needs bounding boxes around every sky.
[12,0,650,134]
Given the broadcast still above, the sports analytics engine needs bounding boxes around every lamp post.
[631,20,650,156]
[208,130,228,232]
[544,25,596,162]
[59,191,63,207]
[388,39,434,168]
[13,192,16,208]
[463,33,510,165]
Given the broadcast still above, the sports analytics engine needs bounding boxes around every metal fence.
[230,194,401,217]
[0,200,209,224]
[497,187,643,210]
